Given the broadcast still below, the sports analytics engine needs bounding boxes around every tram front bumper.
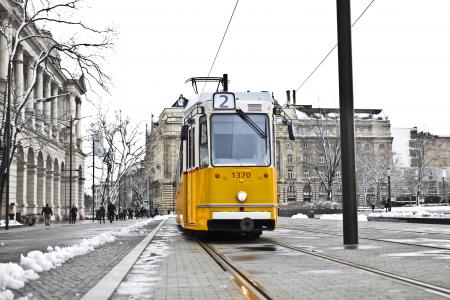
[208,211,275,232]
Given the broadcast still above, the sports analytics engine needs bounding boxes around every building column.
[75,99,81,138]
[0,33,8,80]
[46,169,54,217]
[36,166,46,212]
[35,67,44,131]
[60,175,67,220]
[13,45,24,116]
[26,164,37,213]
[25,60,35,128]
[43,74,52,135]
[51,84,59,141]
[16,160,28,214]
[53,172,60,219]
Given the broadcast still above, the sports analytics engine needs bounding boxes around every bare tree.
[0,0,114,215]
[411,130,439,204]
[304,112,341,201]
[90,109,145,205]
[356,151,387,205]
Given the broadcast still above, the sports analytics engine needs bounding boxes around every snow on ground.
[0,220,22,228]
[368,205,450,219]
[0,217,167,300]
[319,214,368,221]
[291,213,308,219]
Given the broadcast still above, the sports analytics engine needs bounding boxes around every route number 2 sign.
[213,92,236,110]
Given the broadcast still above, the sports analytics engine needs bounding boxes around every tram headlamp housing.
[237,191,247,202]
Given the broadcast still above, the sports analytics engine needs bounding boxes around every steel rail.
[197,239,275,300]
[261,237,450,299]
[280,226,450,251]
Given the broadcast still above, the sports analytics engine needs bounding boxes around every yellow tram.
[175,81,293,236]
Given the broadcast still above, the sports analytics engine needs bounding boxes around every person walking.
[107,201,116,223]
[99,203,106,223]
[70,205,78,224]
[41,204,53,226]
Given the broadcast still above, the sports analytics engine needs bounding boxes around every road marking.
[81,219,166,300]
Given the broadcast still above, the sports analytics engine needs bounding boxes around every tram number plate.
[213,92,235,109]
[231,170,251,180]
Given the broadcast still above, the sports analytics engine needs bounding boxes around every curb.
[81,219,166,300]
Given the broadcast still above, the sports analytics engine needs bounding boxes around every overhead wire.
[200,0,240,94]
[295,0,376,92]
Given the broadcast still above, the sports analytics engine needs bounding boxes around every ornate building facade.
[276,93,393,206]
[1,1,86,221]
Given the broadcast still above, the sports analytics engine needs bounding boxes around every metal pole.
[336,0,358,245]
[92,136,95,222]
[4,61,12,230]
[69,116,73,224]
[388,174,391,212]
[223,74,228,91]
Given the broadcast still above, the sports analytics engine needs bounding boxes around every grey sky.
[83,0,450,135]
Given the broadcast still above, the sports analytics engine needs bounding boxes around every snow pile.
[291,213,309,219]
[0,220,22,228]
[320,214,368,221]
[369,205,450,219]
[0,218,156,298]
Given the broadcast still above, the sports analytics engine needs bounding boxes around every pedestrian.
[99,203,106,223]
[369,200,375,212]
[384,200,389,212]
[41,203,53,226]
[107,201,116,223]
[70,205,78,224]
[128,207,133,219]
[155,205,158,216]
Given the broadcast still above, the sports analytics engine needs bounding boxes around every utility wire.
[296,0,376,92]
[201,0,240,94]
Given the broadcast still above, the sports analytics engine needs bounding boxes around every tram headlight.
[237,191,247,202]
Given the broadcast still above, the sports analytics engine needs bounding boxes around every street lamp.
[387,168,391,212]
[442,169,447,204]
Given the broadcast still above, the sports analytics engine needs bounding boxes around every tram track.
[260,237,450,299]
[197,239,275,300]
[279,226,450,251]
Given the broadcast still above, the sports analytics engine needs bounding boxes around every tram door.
[185,126,195,224]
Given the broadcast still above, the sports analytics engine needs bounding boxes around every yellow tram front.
[175,91,280,236]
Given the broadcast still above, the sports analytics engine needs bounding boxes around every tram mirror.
[273,107,282,115]
[288,124,295,140]
[181,125,188,141]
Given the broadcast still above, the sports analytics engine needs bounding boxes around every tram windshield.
[211,114,270,166]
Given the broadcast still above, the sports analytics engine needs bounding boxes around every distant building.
[142,95,186,214]
[392,127,450,203]
[276,91,393,206]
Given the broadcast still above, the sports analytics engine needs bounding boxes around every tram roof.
[185,91,273,111]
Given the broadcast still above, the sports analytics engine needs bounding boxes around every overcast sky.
[79,0,450,136]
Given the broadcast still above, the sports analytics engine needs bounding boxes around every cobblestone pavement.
[111,218,245,300]
[0,219,151,263]
[2,219,160,300]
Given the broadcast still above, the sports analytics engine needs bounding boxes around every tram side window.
[199,118,209,168]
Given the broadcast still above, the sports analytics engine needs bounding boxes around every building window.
[303,155,308,163]
[336,171,341,178]
[379,143,385,149]
[287,154,293,163]
[303,141,308,148]
[319,156,325,163]
[320,185,326,193]
[287,142,293,149]
[287,169,294,179]
[304,169,309,178]
[287,185,295,193]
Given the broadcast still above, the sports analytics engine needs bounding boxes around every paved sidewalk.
[110,218,245,300]
[1,219,160,300]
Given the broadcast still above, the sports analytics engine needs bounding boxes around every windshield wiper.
[235,109,267,139]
